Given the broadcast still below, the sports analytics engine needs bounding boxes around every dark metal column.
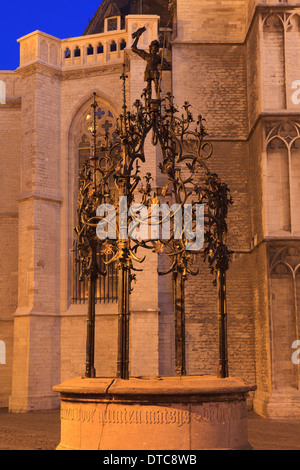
[117,248,130,380]
[174,271,186,376]
[86,271,97,378]
[217,268,228,378]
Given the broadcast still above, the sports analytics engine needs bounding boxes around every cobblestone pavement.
[0,408,299,450]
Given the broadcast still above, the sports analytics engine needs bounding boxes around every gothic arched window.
[265,121,300,234]
[74,46,81,57]
[87,44,94,56]
[269,245,300,390]
[72,100,119,305]
[110,40,117,52]
[97,43,104,54]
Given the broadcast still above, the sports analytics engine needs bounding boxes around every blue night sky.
[0,0,103,70]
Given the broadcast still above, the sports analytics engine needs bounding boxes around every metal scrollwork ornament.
[76,22,233,380]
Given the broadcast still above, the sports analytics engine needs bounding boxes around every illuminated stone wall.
[0,1,300,417]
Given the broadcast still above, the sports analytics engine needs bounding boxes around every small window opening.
[87,44,94,55]
[64,48,71,59]
[74,46,81,57]
[110,41,117,52]
[97,43,104,54]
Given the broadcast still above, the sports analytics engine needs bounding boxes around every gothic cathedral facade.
[0,0,300,419]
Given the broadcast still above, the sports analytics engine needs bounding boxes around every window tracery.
[269,245,300,389]
[72,99,119,305]
[265,121,300,234]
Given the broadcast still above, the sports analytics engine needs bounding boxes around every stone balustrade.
[17,15,160,71]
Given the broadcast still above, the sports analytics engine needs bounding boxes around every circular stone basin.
[53,376,256,450]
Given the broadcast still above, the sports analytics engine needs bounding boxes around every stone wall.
[0,74,21,406]
[0,3,300,417]
[175,0,247,43]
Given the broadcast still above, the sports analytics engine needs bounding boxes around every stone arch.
[67,94,120,304]
[266,137,290,233]
[0,341,6,365]
[86,43,94,56]
[110,40,117,52]
[263,13,284,32]
[287,13,300,32]
[72,95,119,202]
[74,46,81,58]
[97,42,104,54]
[64,47,71,59]
[265,121,300,234]
[68,94,119,219]
[69,93,119,147]
[269,245,300,390]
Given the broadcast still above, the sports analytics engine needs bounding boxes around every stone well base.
[53,376,256,450]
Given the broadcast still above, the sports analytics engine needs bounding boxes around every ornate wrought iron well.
[75,25,233,381]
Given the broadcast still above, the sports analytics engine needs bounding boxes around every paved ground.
[0,408,60,451]
[247,412,300,450]
[0,408,299,450]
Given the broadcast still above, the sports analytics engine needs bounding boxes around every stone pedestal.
[53,376,256,450]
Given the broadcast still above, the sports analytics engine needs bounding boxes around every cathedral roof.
[83,0,170,35]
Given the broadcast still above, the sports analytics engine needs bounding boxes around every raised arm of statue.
[131,27,148,60]
[131,27,169,99]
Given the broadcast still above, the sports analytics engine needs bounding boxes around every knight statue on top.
[131,26,171,99]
